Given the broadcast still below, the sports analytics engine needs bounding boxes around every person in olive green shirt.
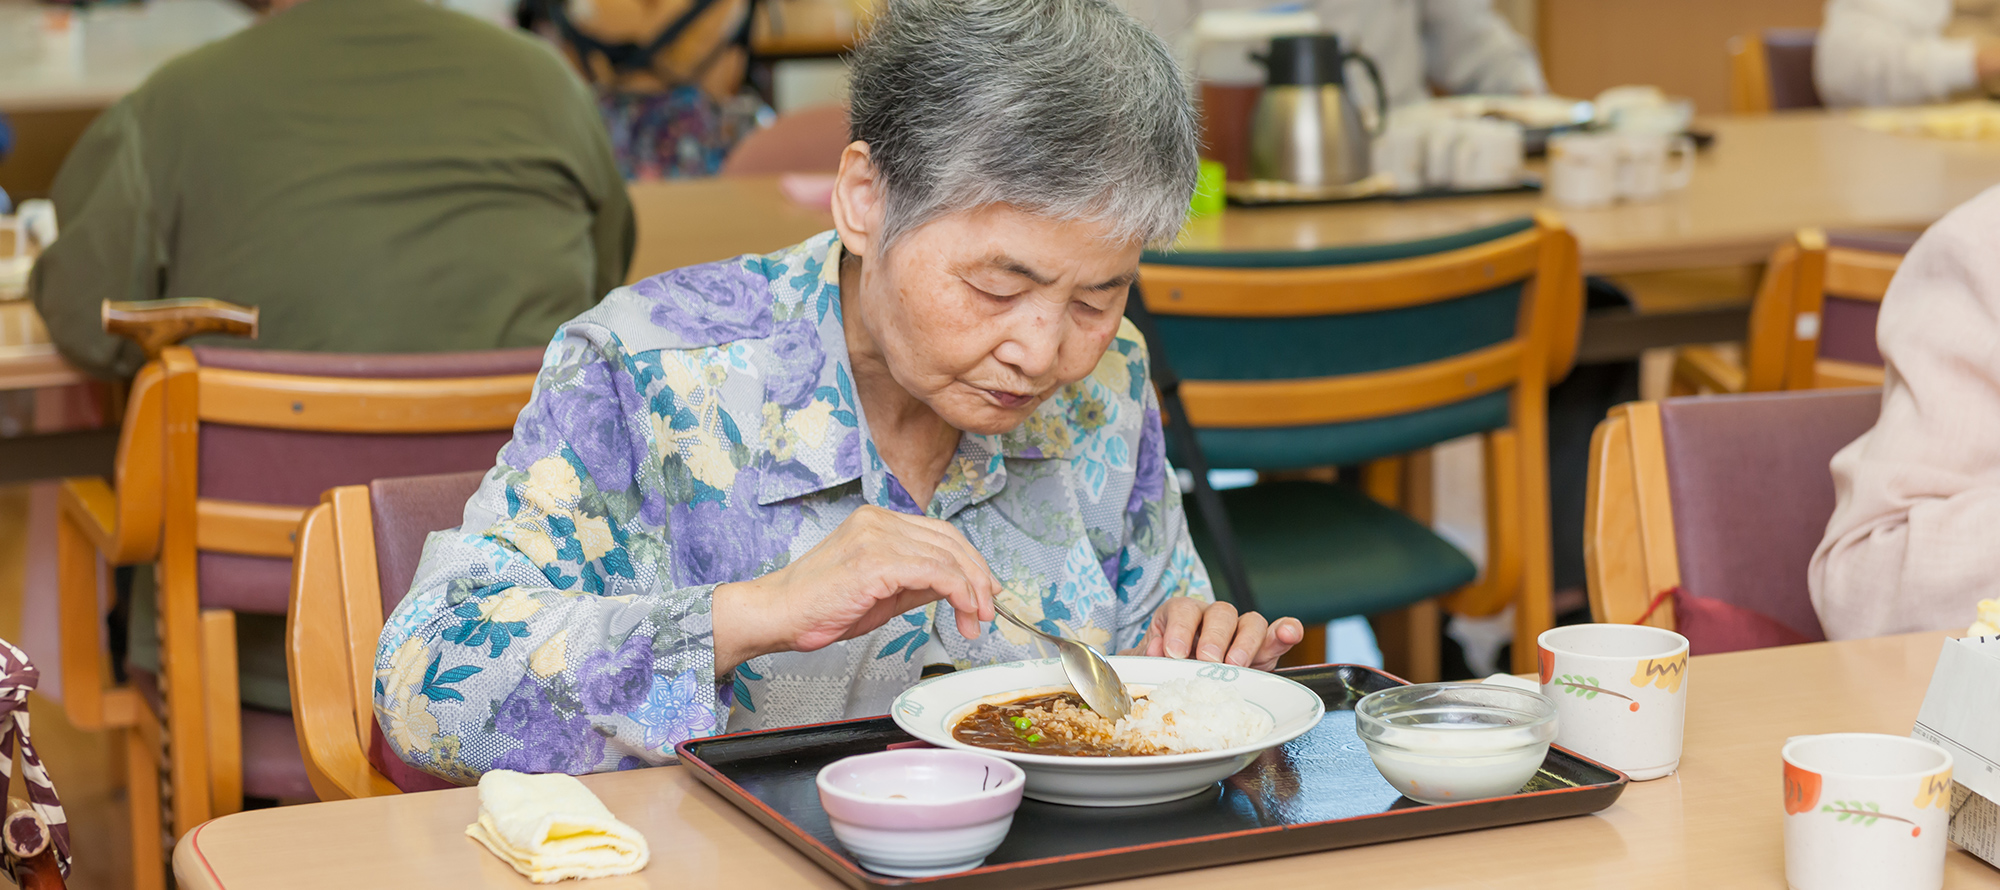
[27,0,634,739]
[29,0,635,380]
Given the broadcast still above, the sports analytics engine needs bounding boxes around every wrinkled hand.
[1123,597,1304,672]
[712,505,998,674]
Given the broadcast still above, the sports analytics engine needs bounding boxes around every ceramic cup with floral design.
[1535,624,1689,780]
[1782,733,1953,890]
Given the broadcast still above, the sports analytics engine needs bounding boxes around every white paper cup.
[1782,733,1952,890]
[1535,624,1688,780]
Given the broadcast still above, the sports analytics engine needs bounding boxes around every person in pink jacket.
[1811,185,2000,638]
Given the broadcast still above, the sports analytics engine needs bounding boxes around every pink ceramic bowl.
[817,749,1025,876]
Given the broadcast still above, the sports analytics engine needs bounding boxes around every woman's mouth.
[982,389,1036,409]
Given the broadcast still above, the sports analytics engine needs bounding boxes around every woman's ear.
[830,142,884,259]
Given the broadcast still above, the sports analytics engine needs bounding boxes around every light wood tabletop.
[174,632,2000,889]
[627,111,2000,283]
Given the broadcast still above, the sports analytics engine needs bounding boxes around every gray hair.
[848,0,1199,249]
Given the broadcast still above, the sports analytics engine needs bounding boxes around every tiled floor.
[2,484,130,890]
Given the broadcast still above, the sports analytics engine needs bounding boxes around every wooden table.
[629,112,2000,281]
[173,632,2000,889]
[627,111,2000,360]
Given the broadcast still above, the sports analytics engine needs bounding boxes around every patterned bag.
[0,638,69,880]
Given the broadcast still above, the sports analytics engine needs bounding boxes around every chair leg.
[202,609,243,818]
[1370,600,1442,683]
[127,711,165,890]
[1277,622,1326,669]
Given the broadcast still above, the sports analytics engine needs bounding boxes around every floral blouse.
[374,231,1212,782]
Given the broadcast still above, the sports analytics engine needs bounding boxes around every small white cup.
[1536,624,1689,780]
[1614,132,1695,202]
[1783,733,1953,890]
[1422,118,1467,192]
[1371,122,1427,194]
[1451,119,1525,191]
[1546,132,1619,209]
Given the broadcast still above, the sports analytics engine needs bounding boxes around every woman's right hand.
[711,505,1000,674]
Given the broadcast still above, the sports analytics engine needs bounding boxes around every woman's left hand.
[1123,597,1304,672]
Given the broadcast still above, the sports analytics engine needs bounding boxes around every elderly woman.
[375,0,1302,780]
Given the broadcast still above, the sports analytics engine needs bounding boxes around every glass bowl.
[1354,682,1559,805]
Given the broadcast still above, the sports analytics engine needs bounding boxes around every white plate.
[891,656,1325,807]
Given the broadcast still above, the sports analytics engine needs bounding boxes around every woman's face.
[834,155,1142,436]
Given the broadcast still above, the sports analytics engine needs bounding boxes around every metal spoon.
[991,601,1134,722]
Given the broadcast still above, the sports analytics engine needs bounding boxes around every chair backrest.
[1135,214,1581,470]
[1586,388,1881,646]
[289,471,485,801]
[718,104,849,177]
[164,345,540,618]
[1814,230,1915,368]
[1739,229,1912,392]
[1729,28,1822,115]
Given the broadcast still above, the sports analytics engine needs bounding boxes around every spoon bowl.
[990,602,1133,722]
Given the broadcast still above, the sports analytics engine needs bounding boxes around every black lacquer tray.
[676,664,1626,890]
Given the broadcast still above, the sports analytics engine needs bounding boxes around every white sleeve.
[1809,185,2000,639]
[1815,0,1978,107]
[1419,0,1548,96]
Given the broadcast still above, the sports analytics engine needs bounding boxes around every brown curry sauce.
[952,691,1151,757]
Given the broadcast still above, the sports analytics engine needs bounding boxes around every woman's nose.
[993,306,1065,379]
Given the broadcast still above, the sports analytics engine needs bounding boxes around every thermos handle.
[1343,50,1389,136]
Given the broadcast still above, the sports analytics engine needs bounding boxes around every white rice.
[1112,677,1273,754]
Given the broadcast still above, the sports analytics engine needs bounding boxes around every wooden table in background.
[630,111,2000,361]
[173,632,2000,889]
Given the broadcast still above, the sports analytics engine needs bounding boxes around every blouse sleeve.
[1112,339,1215,651]
[373,325,729,782]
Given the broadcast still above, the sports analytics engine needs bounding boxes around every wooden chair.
[1583,388,1881,652]
[1728,28,1824,115]
[1672,229,1913,395]
[56,300,539,889]
[1135,212,1583,678]
[291,471,487,802]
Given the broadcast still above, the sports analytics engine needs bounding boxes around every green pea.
[1025,733,1043,744]
[1010,716,1033,731]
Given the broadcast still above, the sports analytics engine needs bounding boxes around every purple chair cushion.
[1812,230,1912,368]
[1658,389,1883,644]
[1763,29,1823,111]
[370,472,488,619]
[130,669,316,801]
[1818,297,1883,366]
[242,706,317,801]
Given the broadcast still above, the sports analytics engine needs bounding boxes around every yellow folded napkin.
[466,770,650,883]
[1969,599,2000,637]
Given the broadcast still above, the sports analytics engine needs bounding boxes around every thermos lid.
[1258,34,1346,86]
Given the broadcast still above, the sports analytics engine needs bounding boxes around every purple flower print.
[765,318,827,408]
[627,669,719,751]
[1126,406,1166,520]
[578,634,654,714]
[834,430,861,478]
[636,261,774,346]
[670,467,802,585]
[503,357,639,493]
[492,676,606,774]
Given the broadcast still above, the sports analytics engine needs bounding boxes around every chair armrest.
[1671,346,1746,395]
[57,478,118,555]
[101,298,258,360]
[55,478,138,731]
[290,502,398,801]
